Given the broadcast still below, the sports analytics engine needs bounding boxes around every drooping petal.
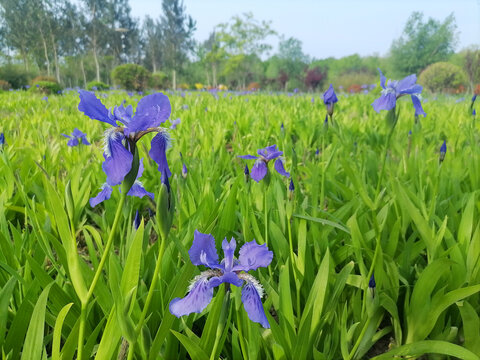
[222,237,236,272]
[78,90,117,126]
[238,154,258,160]
[80,135,91,145]
[371,93,396,113]
[411,95,426,117]
[241,280,269,328]
[378,68,386,89]
[169,275,214,317]
[67,137,79,147]
[189,230,219,267]
[149,131,171,179]
[250,159,268,182]
[126,93,171,135]
[127,182,154,200]
[113,102,133,125]
[274,159,290,178]
[89,184,113,207]
[233,240,273,272]
[102,130,133,186]
[61,134,71,139]
[395,74,417,94]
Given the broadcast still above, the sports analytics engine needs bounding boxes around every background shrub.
[87,81,110,91]
[29,81,62,95]
[419,62,468,93]
[149,72,168,89]
[0,80,11,91]
[111,64,151,91]
[0,64,35,89]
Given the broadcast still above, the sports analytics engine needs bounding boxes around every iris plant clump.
[62,128,90,147]
[77,90,172,206]
[170,230,273,328]
[238,144,290,183]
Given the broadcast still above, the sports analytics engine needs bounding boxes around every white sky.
[130,0,480,59]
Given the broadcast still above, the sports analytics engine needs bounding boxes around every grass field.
[1,88,479,359]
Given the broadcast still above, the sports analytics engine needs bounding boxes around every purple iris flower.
[473,109,476,116]
[182,163,188,178]
[368,273,376,289]
[169,230,273,328]
[372,69,426,117]
[323,84,338,116]
[78,90,171,206]
[0,133,5,146]
[170,118,181,129]
[439,140,447,163]
[62,128,90,147]
[134,210,141,230]
[238,145,290,183]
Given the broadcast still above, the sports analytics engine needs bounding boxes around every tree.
[276,36,308,90]
[143,16,163,73]
[159,0,196,90]
[390,12,458,76]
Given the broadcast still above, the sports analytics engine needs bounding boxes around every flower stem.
[77,191,126,359]
[128,232,167,358]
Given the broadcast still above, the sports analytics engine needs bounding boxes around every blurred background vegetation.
[0,0,478,94]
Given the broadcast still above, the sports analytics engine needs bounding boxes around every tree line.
[0,0,478,92]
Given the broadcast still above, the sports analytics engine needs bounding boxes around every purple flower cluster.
[239,145,290,182]
[170,230,273,328]
[62,128,90,147]
[78,90,172,207]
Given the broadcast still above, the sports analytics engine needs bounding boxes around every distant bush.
[178,83,189,90]
[87,81,109,91]
[247,82,260,91]
[31,75,57,84]
[149,72,168,89]
[0,64,34,89]
[111,64,151,91]
[419,62,467,93]
[475,84,480,95]
[347,84,363,93]
[333,71,377,92]
[0,80,11,91]
[194,83,204,90]
[30,81,62,95]
[304,67,326,91]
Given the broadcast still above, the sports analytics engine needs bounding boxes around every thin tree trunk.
[40,32,51,76]
[80,58,87,89]
[212,64,217,87]
[93,42,100,82]
[172,69,176,90]
[51,35,60,83]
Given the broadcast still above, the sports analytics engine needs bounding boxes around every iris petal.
[250,160,268,182]
[78,90,116,126]
[169,276,213,317]
[102,132,133,186]
[222,237,236,272]
[241,282,270,328]
[274,159,290,177]
[126,93,171,135]
[238,154,258,160]
[411,95,426,117]
[127,182,154,200]
[378,68,386,89]
[149,132,171,179]
[189,230,219,267]
[233,240,273,272]
[89,185,113,207]
[371,93,396,113]
[396,74,417,93]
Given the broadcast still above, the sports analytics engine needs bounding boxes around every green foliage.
[334,71,377,90]
[0,64,34,89]
[29,80,62,94]
[390,11,458,76]
[111,64,151,91]
[0,80,11,91]
[149,72,169,89]
[1,90,480,359]
[419,62,467,93]
[87,81,110,91]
